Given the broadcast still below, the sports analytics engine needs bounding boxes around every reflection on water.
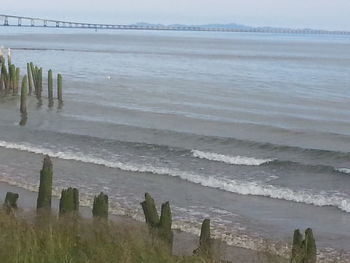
[19,113,27,126]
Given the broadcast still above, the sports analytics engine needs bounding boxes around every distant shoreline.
[0,13,349,36]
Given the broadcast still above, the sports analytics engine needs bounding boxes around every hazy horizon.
[1,0,350,31]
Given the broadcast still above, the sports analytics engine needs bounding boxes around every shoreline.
[0,181,287,263]
[0,145,349,262]
[0,143,349,262]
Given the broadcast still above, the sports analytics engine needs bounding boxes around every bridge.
[0,14,349,35]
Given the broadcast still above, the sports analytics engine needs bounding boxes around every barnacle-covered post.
[92,192,108,219]
[59,187,79,216]
[36,155,53,212]
[20,75,28,114]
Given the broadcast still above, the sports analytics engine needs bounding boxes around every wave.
[0,140,350,213]
[191,149,275,166]
[336,168,350,174]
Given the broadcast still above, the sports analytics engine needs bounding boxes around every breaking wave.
[0,140,350,213]
[336,168,350,174]
[191,149,275,166]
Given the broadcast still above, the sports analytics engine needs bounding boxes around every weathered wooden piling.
[57,73,63,103]
[140,193,174,250]
[59,187,79,215]
[9,64,15,94]
[141,193,160,228]
[159,201,174,248]
[194,219,212,257]
[20,75,28,114]
[7,48,11,66]
[0,73,3,94]
[304,228,316,263]
[291,229,303,263]
[290,228,316,263]
[1,63,8,93]
[37,67,43,98]
[4,192,19,212]
[48,69,53,106]
[30,63,36,94]
[92,192,108,219]
[31,64,41,98]
[14,67,20,95]
[36,155,53,211]
[27,63,33,95]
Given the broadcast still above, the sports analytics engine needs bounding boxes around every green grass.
[0,211,217,263]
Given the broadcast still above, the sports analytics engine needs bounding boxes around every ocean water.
[1,28,350,259]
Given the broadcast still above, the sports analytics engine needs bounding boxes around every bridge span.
[0,14,349,35]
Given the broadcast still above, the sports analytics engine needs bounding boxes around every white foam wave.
[1,140,350,213]
[336,168,350,174]
[191,149,274,166]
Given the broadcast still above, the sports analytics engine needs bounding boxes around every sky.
[1,0,350,31]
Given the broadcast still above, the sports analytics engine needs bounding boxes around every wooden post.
[59,187,79,216]
[30,63,37,95]
[9,64,15,94]
[1,63,8,93]
[27,63,33,95]
[37,155,53,212]
[14,67,20,95]
[57,73,63,103]
[159,201,174,250]
[20,75,27,114]
[4,192,19,212]
[290,228,316,263]
[141,193,160,228]
[304,228,316,263]
[92,192,108,219]
[291,229,303,263]
[48,69,53,107]
[193,219,212,257]
[38,67,42,98]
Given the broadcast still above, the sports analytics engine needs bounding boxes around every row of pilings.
[3,155,317,262]
[0,53,63,125]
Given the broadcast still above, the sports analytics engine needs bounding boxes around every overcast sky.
[2,0,350,30]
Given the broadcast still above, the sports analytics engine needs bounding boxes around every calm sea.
[1,28,350,258]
